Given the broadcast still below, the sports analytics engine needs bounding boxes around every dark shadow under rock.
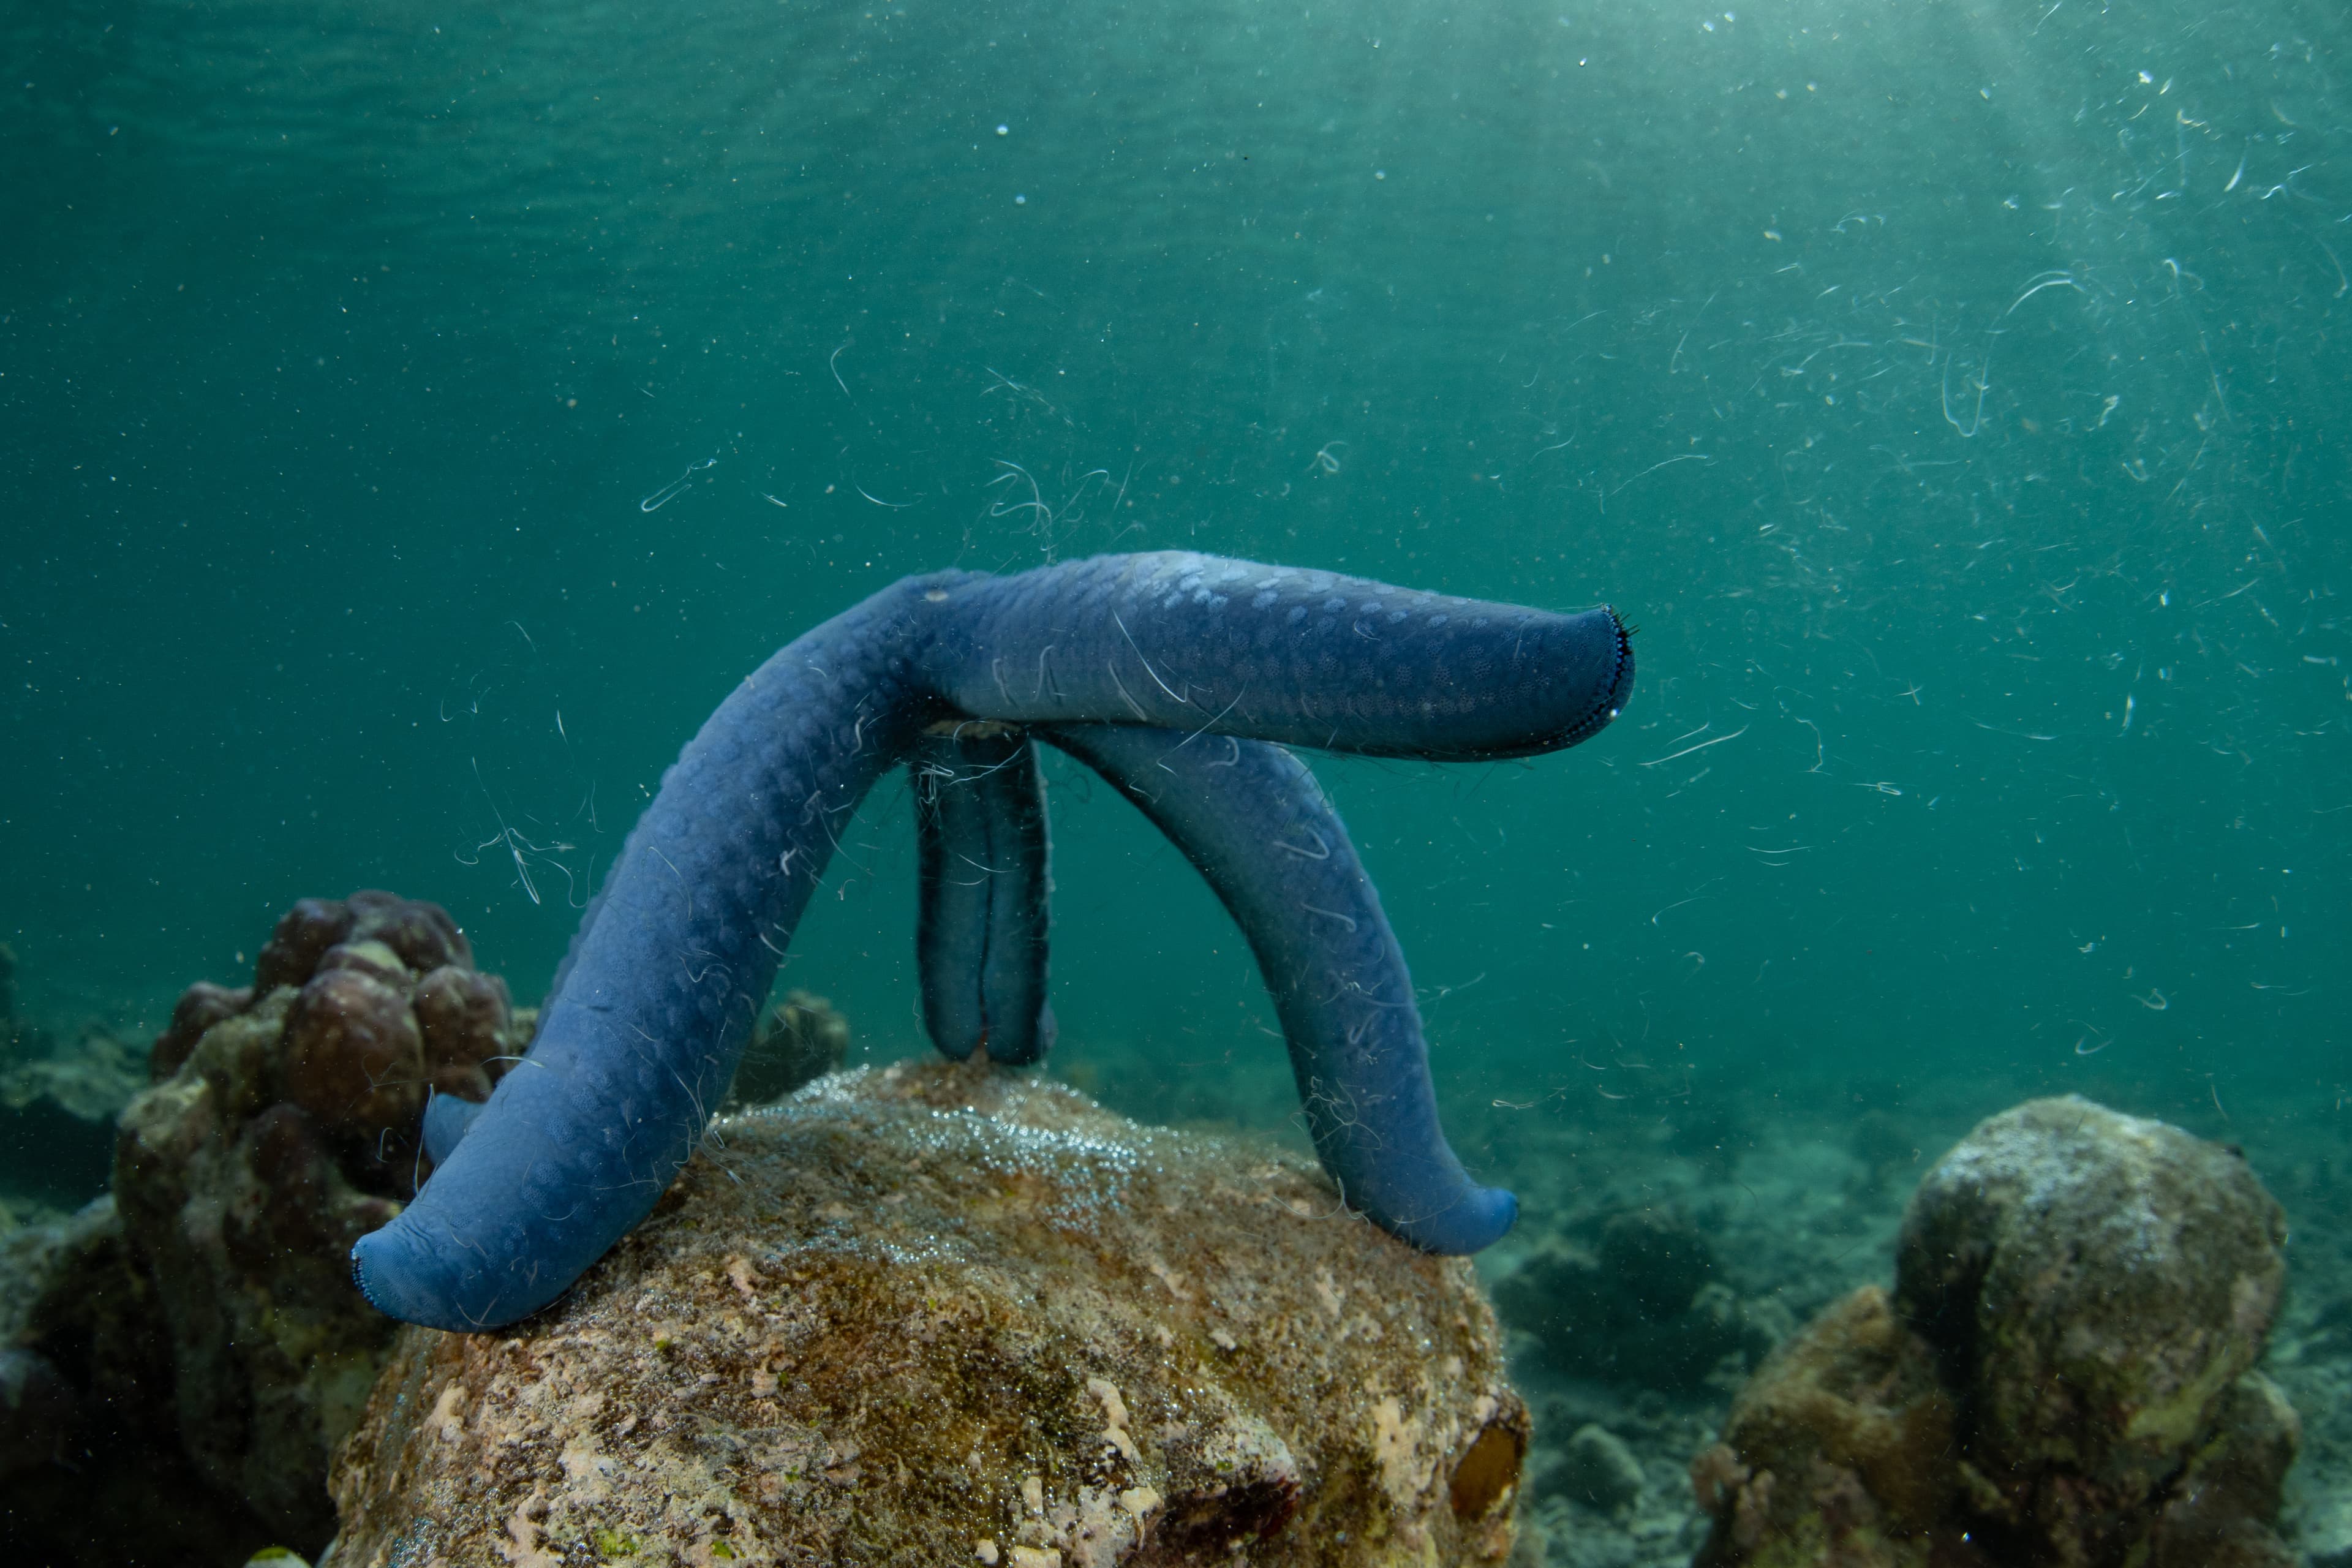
[0,1198,276,1568]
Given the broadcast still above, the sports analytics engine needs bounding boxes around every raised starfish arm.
[352,552,1630,1330]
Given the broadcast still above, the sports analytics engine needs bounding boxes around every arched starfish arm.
[1041,724,1515,1254]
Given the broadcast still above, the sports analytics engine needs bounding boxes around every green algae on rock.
[1895,1095,2290,1564]
[328,1058,1529,1567]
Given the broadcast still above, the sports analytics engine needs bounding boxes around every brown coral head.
[151,981,253,1082]
[284,968,426,1140]
[316,940,415,992]
[254,891,471,997]
[345,889,471,976]
[1690,1443,1749,1515]
[412,965,514,1099]
[255,897,358,993]
[239,1102,343,1257]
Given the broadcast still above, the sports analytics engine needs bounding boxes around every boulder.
[1895,1095,2289,1564]
[1691,1095,2297,1568]
[330,1058,1529,1567]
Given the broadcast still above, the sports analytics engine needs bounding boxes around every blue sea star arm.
[352,551,1630,1331]
[1040,725,1515,1253]
[932,552,1629,760]
[912,725,1055,1066]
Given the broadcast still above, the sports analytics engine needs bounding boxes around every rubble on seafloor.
[1492,1209,1786,1397]
[327,1055,1531,1567]
[1689,1096,2298,1567]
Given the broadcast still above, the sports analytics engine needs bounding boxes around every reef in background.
[331,1056,1529,1567]
[0,940,147,1208]
[1689,1096,2296,1567]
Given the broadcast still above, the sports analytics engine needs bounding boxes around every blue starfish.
[361,552,1632,1330]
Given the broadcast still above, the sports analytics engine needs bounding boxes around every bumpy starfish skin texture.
[353,552,1633,1330]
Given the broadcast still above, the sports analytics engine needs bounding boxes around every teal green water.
[3,0,2345,1149]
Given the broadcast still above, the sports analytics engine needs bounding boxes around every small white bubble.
[1014,194,1027,204]
[996,123,1009,135]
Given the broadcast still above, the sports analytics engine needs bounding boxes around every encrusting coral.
[1689,1095,2297,1568]
[1689,1286,1959,1568]
[329,1057,1531,1567]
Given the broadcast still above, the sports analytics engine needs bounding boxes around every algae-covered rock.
[2141,1370,2301,1568]
[330,1058,1529,1567]
[1688,1286,1958,1568]
[1894,1095,2288,1562]
[1691,1095,2297,1568]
